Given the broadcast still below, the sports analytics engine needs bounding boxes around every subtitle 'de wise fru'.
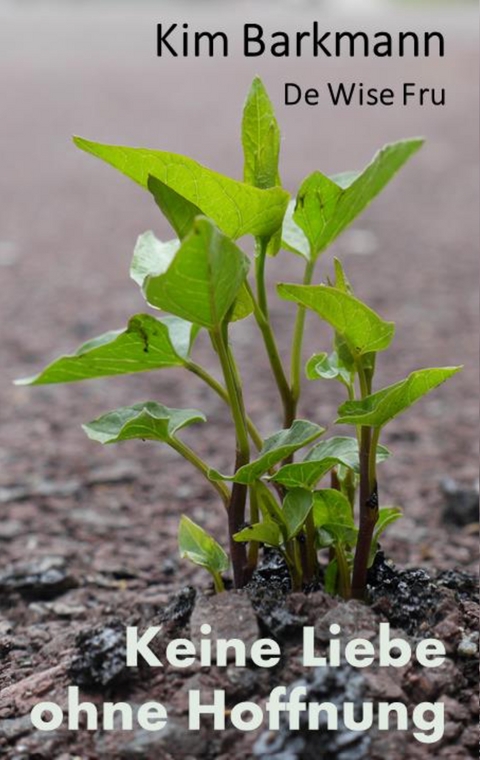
[286,81,446,107]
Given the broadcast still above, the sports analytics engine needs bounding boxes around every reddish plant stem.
[351,426,378,600]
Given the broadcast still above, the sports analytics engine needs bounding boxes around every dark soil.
[0,3,478,759]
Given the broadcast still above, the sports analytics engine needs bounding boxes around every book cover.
[0,1,478,758]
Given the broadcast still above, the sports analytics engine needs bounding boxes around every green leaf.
[306,351,353,387]
[229,283,255,323]
[272,436,391,490]
[255,481,287,532]
[278,284,395,356]
[15,314,197,386]
[283,488,313,539]
[209,420,325,484]
[332,258,353,294]
[82,402,205,444]
[74,136,289,241]
[131,230,252,324]
[242,76,281,191]
[290,139,423,259]
[313,489,357,545]
[234,522,281,547]
[324,559,339,595]
[281,199,311,260]
[179,515,229,576]
[130,231,179,288]
[368,507,403,567]
[336,367,462,428]
[147,175,202,240]
[144,217,250,329]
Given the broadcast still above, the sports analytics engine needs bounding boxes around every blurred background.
[0,0,478,581]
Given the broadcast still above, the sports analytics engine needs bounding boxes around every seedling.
[17,78,461,599]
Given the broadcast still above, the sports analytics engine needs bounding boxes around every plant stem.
[351,355,378,600]
[169,438,230,507]
[211,328,251,589]
[186,361,263,450]
[351,424,379,600]
[211,571,226,594]
[247,484,260,572]
[289,258,315,423]
[255,237,270,318]
[303,509,319,583]
[335,543,352,600]
[247,247,293,425]
[285,540,303,591]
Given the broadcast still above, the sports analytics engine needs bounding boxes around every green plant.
[17,78,461,599]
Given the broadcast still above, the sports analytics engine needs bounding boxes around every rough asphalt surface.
[0,2,478,759]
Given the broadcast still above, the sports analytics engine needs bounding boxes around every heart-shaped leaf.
[74,136,289,240]
[313,489,357,545]
[283,488,313,539]
[131,228,252,324]
[82,402,205,444]
[272,436,391,490]
[144,218,250,329]
[15,314,197,385]
[278,284,395,356]
[336,366,462,428]
[179,515,229,576]
[210,420,325,484]
[234,522,282,547]
[283,139,423,260]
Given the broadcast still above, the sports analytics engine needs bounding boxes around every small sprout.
[178,516,229,593]
[17,78,461,598]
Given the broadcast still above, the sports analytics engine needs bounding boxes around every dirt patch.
[0,554,478,759]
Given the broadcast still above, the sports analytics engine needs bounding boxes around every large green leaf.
[278,284,395,356]
[284,139,423,260]
[130,232,179,287]
[272,436,391,490]
[210,420,325,484]
[82,402,205,444]
[336,367,462,428]
[242,76,281,191]
[74,136,289,240]
[179,515,229,575]
[131,228,252,324]
[15,315,196,385]
[144,218,250,329]
[283,488,313,539]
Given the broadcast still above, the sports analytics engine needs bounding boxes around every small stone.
[0,715,32,742]
[69,621,130,689]
[315,600,378,642]
[0,520,24,539]
[0,557,77,601]
[441,477,479,527]
[457,635,478,658]
[190,592,259,661]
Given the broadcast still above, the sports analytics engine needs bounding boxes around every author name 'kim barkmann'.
[156,22,447,107]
